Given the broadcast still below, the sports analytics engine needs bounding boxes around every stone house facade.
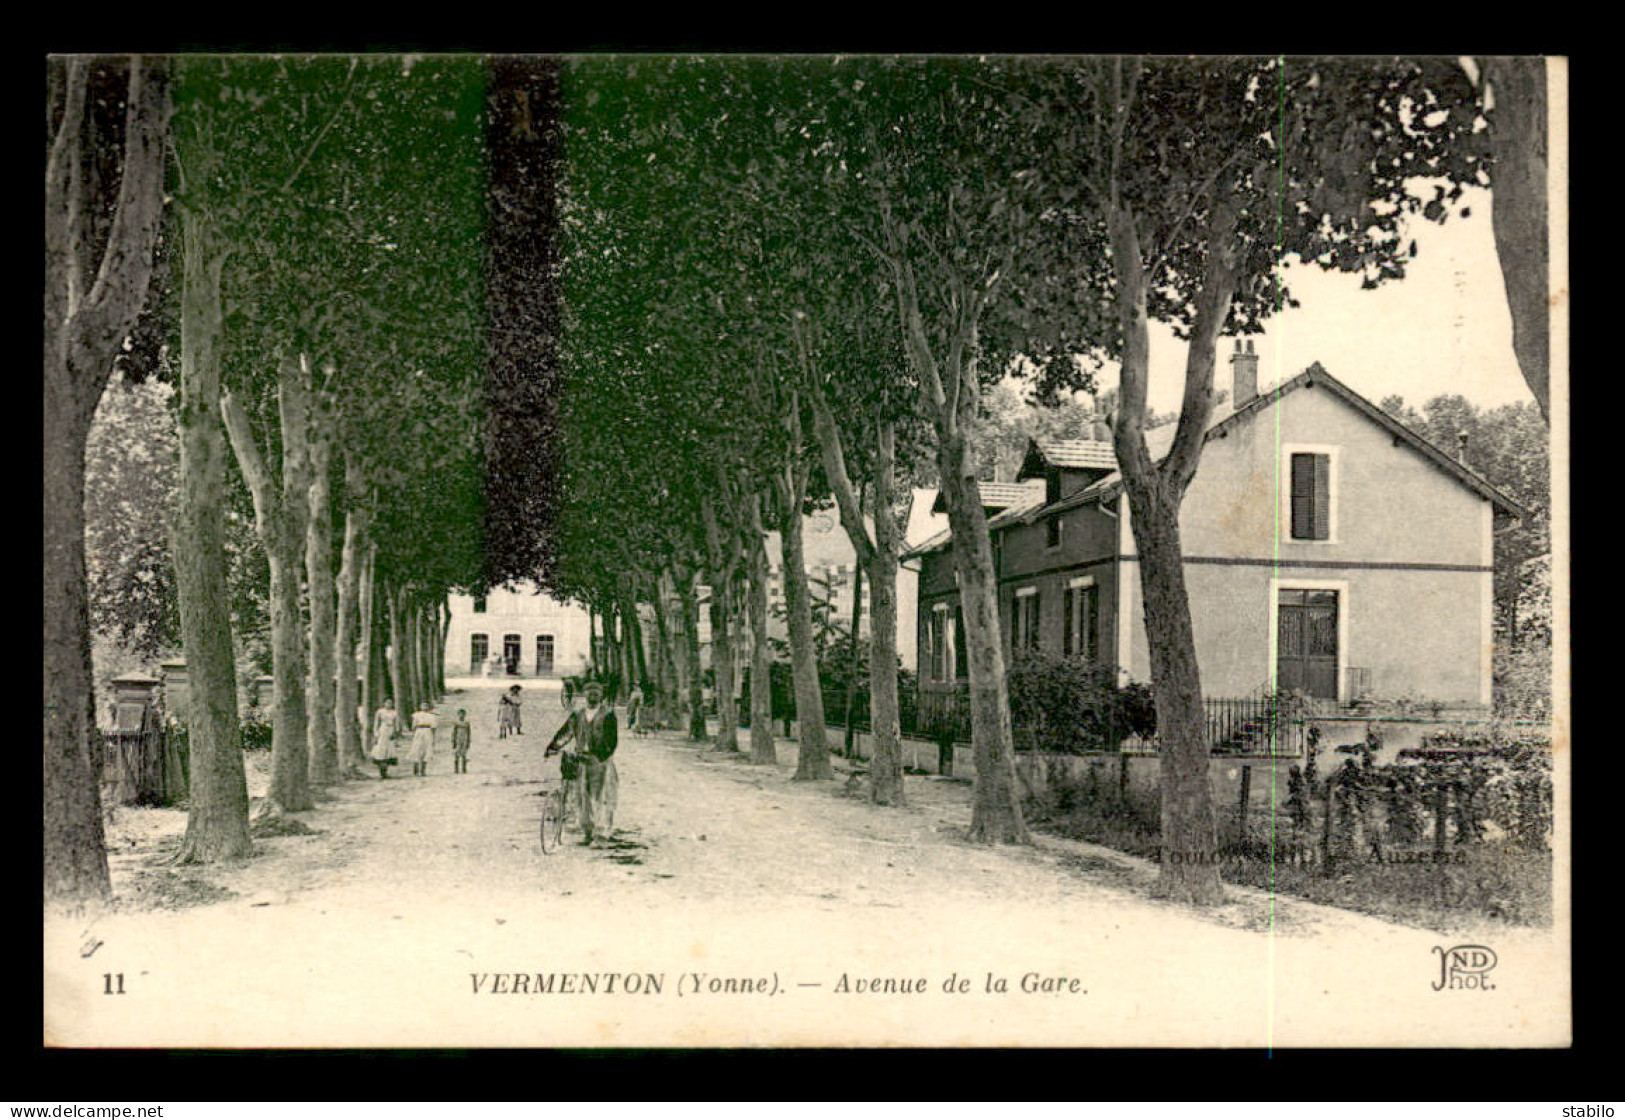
[907,346,1527,716]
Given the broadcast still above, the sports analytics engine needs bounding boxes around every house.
[716,503,933,675]
[905,343,1528,717]
[444,582,592,679]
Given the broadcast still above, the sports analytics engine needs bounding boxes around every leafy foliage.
[1006,650,1157,753]
[85,374,180,658]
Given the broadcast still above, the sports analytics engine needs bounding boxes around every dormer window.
[1046,516,1063,550]
[1045,465,1061,506]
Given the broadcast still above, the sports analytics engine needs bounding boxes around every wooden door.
[1277,589,1338,700]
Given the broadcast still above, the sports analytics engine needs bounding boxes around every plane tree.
[44,54,170,901]
[798,56,1111,841]
[1058,56,1485,902]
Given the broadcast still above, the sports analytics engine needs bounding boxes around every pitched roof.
[906,364,1530,557]
[1056,365,1527,523]
[1032,438,1118,471]
[928,479,1046,515]
[908,482,1046,559]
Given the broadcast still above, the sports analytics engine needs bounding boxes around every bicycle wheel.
[539,788,565,854]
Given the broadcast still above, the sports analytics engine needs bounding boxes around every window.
[929,605,951,681]
[503,633,521,672]
[535,634,555,676]
[470,633,489,674]
[1284,447,1336,542]
[473,596,487,614]
[1063,577,1100,663]
[1046,516,1063,550]
[1012,588,1041,653]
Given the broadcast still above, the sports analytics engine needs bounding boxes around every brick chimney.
[1230,339,1258,405]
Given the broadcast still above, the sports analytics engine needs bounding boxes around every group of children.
[368,696,480,779]
[367,684,530,778]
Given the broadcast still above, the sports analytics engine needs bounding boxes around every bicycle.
[537,776,569,854]
[538,745,580,855]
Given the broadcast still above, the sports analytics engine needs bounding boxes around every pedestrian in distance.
[545,680,618,846]
[450,708,472,774]
[370,698,400,779]
[509,683,524,734]
[498,684,521,739]
[408,700,438,777]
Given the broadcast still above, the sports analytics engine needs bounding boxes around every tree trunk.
[42,400,113,899]
[387,583,409,719]
[336,488,369,774]
[617,604,635,694]
[437,598,450,696]
[586,605,598,675]
[659,569,690,728]
[408,598,428,709]
[305,422,339,787]
[624,589,647,687]
[675,563,708,742]
[937,431,1028,843]
[43,55,171,902]
[358,543,378,754]
[222,358,315,815]
[170,223,251,864]
[746,495,777,765]
[1103,198,1238,906]
[866,551,905,806]
[780,489,832,780]
[1125,490,1224,905]
[649,575,675,727]
[264,541,311,812]
[1484,57,1551,424]
[806,379,905,803]
[844,561,862,759]
[701,496,740,752]
[711,569,739,752]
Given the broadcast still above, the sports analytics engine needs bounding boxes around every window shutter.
[1086,587,1100,663]
[1312,454,1331,540]
[1290,453,1313,539]
[1062,589,1075,656]
[1030,592,1042,650]
[953,609,967,679]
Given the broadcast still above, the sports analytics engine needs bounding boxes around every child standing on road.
[498,685,522,739]
[450,708,472,773]
[370,699,400,779]
[408,701,438,777]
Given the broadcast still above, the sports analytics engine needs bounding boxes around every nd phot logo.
[1432,944,1497,991]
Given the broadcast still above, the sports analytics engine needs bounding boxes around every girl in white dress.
[370,699,400,779]
[408,702,438,777]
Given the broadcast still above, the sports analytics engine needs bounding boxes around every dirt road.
[43,681,1567,1048]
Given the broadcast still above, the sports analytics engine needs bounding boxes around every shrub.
[1006,650,1156,753]
[239,707,273,751]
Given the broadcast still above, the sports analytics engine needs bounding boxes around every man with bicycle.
[544,680,619,846]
